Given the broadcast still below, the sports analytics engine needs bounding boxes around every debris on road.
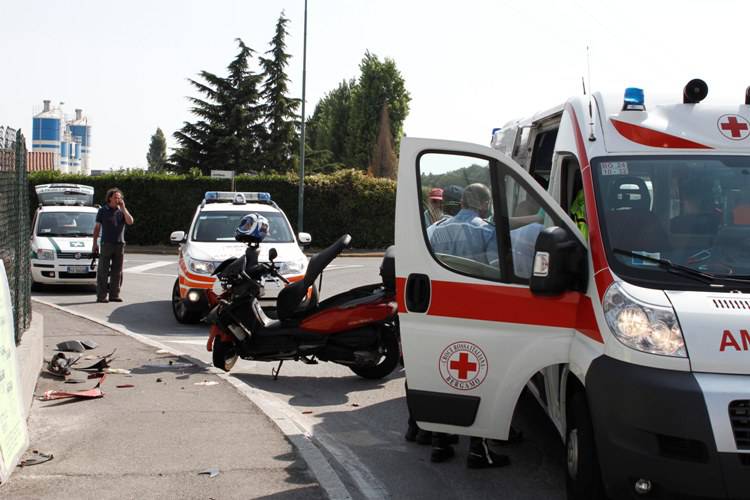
[116,384,135,388]
[106,368,131,375]
[78,350,117,371]
[47,352,80,377]
[18,450,54,467]
[198,467,220,478]
[40,376,106,401]
[194,380,218,386]
[156,378,163,383]
[80,339,98,350]
[56,340,86,353]
[155,349,170,354]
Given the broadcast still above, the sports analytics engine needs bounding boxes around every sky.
[2,0,750,170]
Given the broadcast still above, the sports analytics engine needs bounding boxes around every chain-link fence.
[0,129,31,343]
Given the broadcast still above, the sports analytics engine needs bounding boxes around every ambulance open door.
[396,138,588,440]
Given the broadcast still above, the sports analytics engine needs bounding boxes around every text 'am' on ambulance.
[170,191,312,324]
[396,79,750,499]
[31,183,98,288]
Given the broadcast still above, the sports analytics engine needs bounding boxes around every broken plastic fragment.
[194,380,219,386]
[198,467,219,478]
[156,349,170,354]
[18,450,53,467]
[40,375,106,401]
[56,340,85,353]
[106,368,131,375]
[80,339,98,350]
[116,384,135,388]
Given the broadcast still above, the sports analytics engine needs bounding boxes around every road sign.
[210,170,235,179]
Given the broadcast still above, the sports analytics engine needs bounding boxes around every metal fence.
[0,129,31,343]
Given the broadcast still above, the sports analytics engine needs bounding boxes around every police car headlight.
[278,257,307,275]
[603,282,686,357]
[35,249,55,261]
[188,258,216,275]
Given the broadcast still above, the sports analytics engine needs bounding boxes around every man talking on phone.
[92,187,134,303]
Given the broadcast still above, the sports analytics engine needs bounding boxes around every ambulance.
[397,80,750,499]
[170,191,312,323]
[30,184,98,288]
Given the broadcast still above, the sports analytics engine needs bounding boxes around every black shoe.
[416,430,433,445]
[96,298,109,303]
[109,296,123,302]
[430,445,455,463]
[405,421,419,442]
[467,450,510,469]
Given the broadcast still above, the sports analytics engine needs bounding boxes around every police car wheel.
[212,339,238,372]
[349,326,400,379]
[566,391,605,500]
[171,279,200,324]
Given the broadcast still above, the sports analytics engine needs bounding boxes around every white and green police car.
[170,191,312,323]
[31,184,98,288]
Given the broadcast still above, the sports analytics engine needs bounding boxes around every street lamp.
[297,0,308,233]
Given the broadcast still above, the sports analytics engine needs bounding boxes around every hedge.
[28,170,396,249]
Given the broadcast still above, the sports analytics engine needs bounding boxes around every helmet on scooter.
[235,213,269,243]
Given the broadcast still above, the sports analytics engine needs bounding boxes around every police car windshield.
[593,155,750,289]
[192,210,294,243]
[36,212,96,237]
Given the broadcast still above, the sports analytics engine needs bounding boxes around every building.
[31,100,92,175]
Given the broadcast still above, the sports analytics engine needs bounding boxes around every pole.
[297,0,308,233]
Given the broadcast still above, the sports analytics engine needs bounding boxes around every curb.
[16,312,44,419]
[31,298,355,500]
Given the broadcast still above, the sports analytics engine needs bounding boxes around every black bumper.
[586,356,750,500]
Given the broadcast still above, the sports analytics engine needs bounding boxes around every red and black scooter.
[204,234,400,379]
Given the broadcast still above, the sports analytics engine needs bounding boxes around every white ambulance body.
[170,191,311,324]
[396,81,750,499]
[31,184,98,287]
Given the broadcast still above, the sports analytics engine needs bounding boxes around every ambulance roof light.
[683,78,708,104]
[622,87,645,111]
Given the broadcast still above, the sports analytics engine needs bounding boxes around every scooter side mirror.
[269,248,278,262]
[529,226,587,296]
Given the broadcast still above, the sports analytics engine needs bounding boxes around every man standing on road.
[92,187,134,303]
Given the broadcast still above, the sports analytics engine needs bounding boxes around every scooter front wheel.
[212,339,239,372]
[349,327,400,379]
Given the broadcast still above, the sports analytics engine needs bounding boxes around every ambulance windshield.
[592,155,750,289]
[192,210,294,243]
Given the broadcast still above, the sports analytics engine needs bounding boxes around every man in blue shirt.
[92,188,134,303]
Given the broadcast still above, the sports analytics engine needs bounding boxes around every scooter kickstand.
[272,360,284,380]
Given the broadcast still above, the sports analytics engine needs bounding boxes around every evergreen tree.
[368,103,397,179]
[259,12,300,173]
[306,79,355,169]
[345,52,410,170]
[171,39,264,174]
[146,127,167,171]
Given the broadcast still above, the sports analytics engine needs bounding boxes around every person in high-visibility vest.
[569,189,588,240]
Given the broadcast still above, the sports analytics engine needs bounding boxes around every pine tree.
[171,39,264,174]
[146,128,167,171]
[259,12,300,173]
[306,79,354,168]
[368,103,397,179]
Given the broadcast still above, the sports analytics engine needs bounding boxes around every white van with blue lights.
[170,191,312,324]
[397,79,750,499]
[31,184,98,288]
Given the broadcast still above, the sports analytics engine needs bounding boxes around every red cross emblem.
[439,342,488,390]
[718,115,750,140]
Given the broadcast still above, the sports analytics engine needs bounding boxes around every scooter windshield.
[591,155,750,290]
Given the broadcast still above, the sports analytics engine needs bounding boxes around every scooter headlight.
[603,282,686,357]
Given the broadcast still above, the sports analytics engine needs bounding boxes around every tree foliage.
[146,127,167,171]
[305,79,355,172]
[368,103,397,179]
[259,12,300,173]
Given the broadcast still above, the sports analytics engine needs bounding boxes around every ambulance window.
[419,152,501,280]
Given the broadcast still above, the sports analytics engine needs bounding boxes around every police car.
[31,184,98,288]
[170,191,312,323]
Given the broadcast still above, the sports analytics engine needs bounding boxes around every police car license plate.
[67,265,89,274]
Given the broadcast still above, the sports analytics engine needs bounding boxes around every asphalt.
[127,244,385,258]
[4,303,324,500]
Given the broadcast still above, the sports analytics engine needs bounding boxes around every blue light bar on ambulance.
[622,87,645,111]
[203,191,272,204]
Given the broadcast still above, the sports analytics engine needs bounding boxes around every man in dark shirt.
[92,187,134,303]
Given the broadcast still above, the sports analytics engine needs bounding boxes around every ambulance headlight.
[278,257,307,275]
[603,283,686,357]
[188,258,216,275]
[35,249,55,260]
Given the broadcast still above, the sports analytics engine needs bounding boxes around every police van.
[170,191,312,323]
[397,80,750,499]
[31,184,98,288]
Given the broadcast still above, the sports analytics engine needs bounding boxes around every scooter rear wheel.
[349,326,400,379]
[212,339,239,372]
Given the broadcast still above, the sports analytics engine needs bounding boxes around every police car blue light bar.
[203,191,272,204]
[622,87,645,111]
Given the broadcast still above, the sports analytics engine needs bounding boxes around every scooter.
[204,234,400,379]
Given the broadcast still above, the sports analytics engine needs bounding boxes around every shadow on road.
[107,300,204,336]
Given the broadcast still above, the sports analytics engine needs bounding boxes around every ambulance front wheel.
[172,279,201,324]
[566,391,605,500]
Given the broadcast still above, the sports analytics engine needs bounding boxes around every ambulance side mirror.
[170,231,186,245]
[529,226,587,296]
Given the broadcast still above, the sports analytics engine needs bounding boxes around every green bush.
[28,170,396,249]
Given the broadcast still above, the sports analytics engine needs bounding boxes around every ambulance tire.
[349,327,400,379]
[172,279,201,324]
[212,339,238,372]
[566,391,605,500]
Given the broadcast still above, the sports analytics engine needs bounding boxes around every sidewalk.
[3,303,323,500]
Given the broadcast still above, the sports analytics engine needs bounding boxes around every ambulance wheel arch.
[396,138,593,440]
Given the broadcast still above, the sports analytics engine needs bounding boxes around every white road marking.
[32,298,365,500]
[167,338,208,346]
[124,261,174,274]
[325,265,364,271]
